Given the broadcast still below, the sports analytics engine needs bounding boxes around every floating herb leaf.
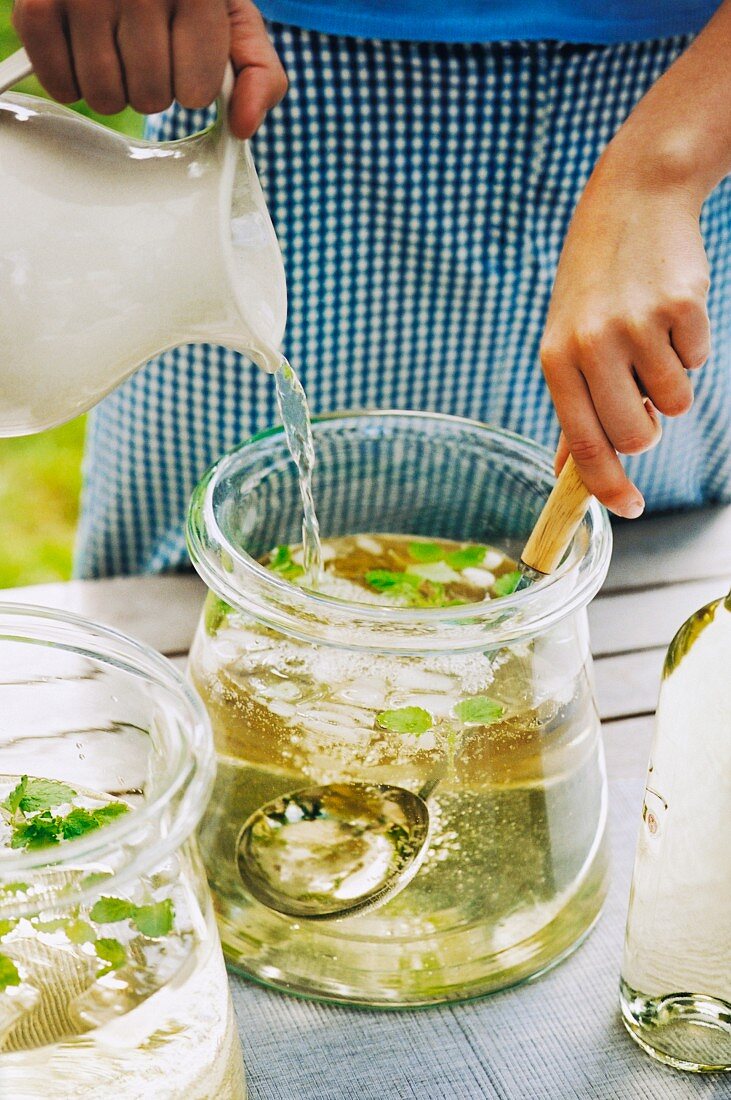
[90,895,175,938]
[446,545,487,570]
[8,800,129,851]
[376,707,433,736]
[0,919,17,938]
[10,811,61,849]
[132,899,175,938]
[268,544,305,581]
[66,919,98,945]
[1,775,77,815]
[493,570,522,597]
[407,542,445,563]
[95,938,127,976]
[0,953,20,991]
[0,882,29,897]
[365,569,421,594]
[90,896,136,924]
[204,595,233,637]
[454,696,504,725]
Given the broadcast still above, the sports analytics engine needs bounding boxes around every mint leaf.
[407,542,445,563]
[16,778,77,813]
[132,899,174,938]
[87,802,129,826]
[1,775,28,814]
[0,953,20,991]
[57,802,128,841]
[454,696,504,725]
[376,707,433,736]
[90,896,135,924]
[67,919,97,945]
[446,545,487,570]
[204,595,232,637]
[0,881,29,897]
[95,938,126,976]
[33,916,97,944]
[10,810,61,849]
[0,919,17,938]
[268,544,305,581]
[493,570,522,597]
[365,569,420,593]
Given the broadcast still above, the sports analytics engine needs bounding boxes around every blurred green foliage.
[0,2,143,586]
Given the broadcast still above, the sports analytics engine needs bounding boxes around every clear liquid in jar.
[191,533,609,1005]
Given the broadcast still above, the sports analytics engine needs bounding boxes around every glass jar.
[0,606,246,1099]
[187,411,612,1006]
[620,591,731,1072]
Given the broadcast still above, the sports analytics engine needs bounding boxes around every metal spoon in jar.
[236,457,591,921]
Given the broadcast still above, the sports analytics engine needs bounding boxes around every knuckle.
[573,320,615,364]
[539,335,566,376]
[665,291,705,320]
[599,484,633,511]
[613,429,656,456]
[13,0,54,30]
[568,437,606,466]
[272,69,289,102]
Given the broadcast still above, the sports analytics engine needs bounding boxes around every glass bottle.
[620,590,731,1072]
[186,411,613,1006]
[0,606,246,1099]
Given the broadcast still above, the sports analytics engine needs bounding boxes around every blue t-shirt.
[257,1,721,43]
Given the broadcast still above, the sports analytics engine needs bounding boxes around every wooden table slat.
[603,504,731,592]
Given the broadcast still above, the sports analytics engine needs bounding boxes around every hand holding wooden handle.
[520,454,592,575]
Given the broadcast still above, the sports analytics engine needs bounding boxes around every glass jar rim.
[0,604,215,890]
[187,410,613,653]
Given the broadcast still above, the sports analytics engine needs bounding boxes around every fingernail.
[622,498,645,519]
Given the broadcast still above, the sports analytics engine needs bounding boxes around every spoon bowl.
[236,781,432,920]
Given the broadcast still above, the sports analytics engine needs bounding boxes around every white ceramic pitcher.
[0,49,287,436]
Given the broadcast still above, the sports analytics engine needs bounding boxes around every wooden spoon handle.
[520,454,592,575]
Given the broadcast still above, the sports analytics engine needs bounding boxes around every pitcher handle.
[0,47,33,95]
[0,45,234,137]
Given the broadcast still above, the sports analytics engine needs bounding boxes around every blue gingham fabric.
[75,30,731,578]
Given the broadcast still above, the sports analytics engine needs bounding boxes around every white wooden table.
[3,506,731,1099]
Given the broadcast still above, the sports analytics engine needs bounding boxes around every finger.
[669,298,711,371]
[13,0,79,102]
[546,363,645,518]
[117,1,173,115]
[228,0,288,139]
[583,364,662,457]
[67,3,126,114]
[633,339,694,418]
[172,0,229,109]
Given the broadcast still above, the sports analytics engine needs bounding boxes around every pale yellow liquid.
[191,534,609,1006]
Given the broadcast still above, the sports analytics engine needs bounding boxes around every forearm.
[603,0,731,205]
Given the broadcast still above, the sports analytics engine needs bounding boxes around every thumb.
[227,1,287,139]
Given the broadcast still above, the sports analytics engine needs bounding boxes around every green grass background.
[0,3,142,586]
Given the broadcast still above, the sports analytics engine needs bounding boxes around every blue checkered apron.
[75,29,731,577]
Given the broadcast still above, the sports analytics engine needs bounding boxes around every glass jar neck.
[188,413,613,654]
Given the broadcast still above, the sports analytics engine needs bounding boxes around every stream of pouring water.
[274,357,323,582]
